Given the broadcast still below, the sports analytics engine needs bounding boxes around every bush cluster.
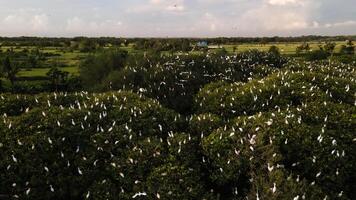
[1,52,355,199]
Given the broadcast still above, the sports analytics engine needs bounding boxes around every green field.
[222,41,345,54]
[0,40,351,80]
[17,67,79,77]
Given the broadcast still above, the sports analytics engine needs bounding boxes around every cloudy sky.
[0,0,355,37]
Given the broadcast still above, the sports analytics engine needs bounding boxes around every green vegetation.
[17,67,78,77]
[0,36,355,199]
[1,37,355,94]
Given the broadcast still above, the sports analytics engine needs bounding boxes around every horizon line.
[0,34,356,39]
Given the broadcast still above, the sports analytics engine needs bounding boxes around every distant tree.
[1,56,19,87]
[345,40,355,55]
[0,59,3,90]
[22,48,29,53]
[123,40,130,47]
[296,43,310,55]
[79,49,128,89]
[46,67,69,91]
[27,55,38,68]
[233,46,238,53]
[259,38,268,46]
[346,39,353,46]
[7,47,14,53]
[62,40,71,48]
[268,45,280,56]
[340,40,355,55]
[181,39,192,52]
[323,42,336,55]
[79,39,97,52]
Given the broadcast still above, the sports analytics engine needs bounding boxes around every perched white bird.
[78,167,83,175]
[50,185,54,192]
[271,182,277,193]
[132,192,147,198]
[11,155,17,163]
[267,163,274,172]
[26,188,31,195]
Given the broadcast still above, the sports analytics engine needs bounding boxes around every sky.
[0,0,355,37]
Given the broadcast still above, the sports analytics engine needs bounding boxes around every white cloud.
[234,0,319,35]
[0,10,50,35]
[239,6,308,31]
[31,14,49,31]
[210,23,217,31]
[127,0,186,13]
[183,12,230,36]
[65,17,85,33]
[267,0,300,6]
[321,20,356,29]
[166,5,185,12]
[329,20,356,27]
[0,0,355,37]
[150,0,163,5]
[65,17,124,36]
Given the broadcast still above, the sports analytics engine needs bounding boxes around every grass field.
[17,67,79,77]
[222,41,346,54]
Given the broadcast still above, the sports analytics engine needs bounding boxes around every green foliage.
[296,42,310,55]
[100,51,287,114]
[304,49,329,61]
[46,67,69,91]
[0,91,184,199]
[195,69,355,118]
[146,162,209,200]
[268,45,280,56]
[134,38,193,52]
[340,45,355,55]
[323,42,336,54]
[0,41,355,199]
[79,39,98,53]
[79,49,128,90]
[332,54,356,64]
[1,56,20,86]
[189,113,224,136]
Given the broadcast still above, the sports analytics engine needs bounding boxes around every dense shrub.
[0,53,355,199]
[0,91,185,199]
[189,113,224,136]
[304,49,329,61]
[79,49,128,90]
[200,102,355,199]
[332,55,356,64]
[195,70,355,118]
[146,162,211,200]
[102,51,287,114]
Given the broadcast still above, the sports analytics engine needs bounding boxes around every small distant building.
[197,41,208,48]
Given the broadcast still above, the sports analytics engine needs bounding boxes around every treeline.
[2,35,356,47]
[0,37,123,47]
[133,38,192,52]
